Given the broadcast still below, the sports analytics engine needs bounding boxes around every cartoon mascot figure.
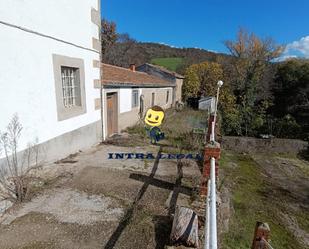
[144,105,165,144]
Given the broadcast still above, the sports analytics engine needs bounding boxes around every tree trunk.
[170,206,199,248]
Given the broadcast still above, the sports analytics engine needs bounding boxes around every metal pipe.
[213,88,220,130]
[100,84,104,142]
[262,238,275,249]
[205,81,222,249]
[210,121,215,142]
[209,157,217,249]
[204,178,211,249]
[214,81,223,124]
[212,81,223,142]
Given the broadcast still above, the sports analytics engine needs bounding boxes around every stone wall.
[222,136,307,154]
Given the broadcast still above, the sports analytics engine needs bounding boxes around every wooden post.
[170,206,199,248]
[251,222,270,249]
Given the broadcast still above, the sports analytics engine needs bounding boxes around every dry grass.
[126,107,207,153]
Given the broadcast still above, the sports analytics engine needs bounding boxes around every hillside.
[102,42,232,73]
[150,57,184,71]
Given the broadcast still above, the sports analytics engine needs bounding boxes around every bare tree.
[101,19,118,62]
[103,32,142,67]
[0,114,40,203]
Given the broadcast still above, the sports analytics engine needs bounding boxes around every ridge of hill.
[103,42,232,73]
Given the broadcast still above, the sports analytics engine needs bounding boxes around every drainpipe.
[98,9,104,143]
[100,83,104,142]
[172,85,176,107]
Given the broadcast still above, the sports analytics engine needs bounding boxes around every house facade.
[136,63,184,105]
[0,0,102,163]
[101,64,174,137]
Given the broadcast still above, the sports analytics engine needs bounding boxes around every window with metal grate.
[61,66,81,108]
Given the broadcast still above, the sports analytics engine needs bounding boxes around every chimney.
[129,64,136,72]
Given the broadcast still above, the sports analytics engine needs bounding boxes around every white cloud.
[157,42,182,49]
[276,55,297,62]
[283,36,309,59]
[206,49,218,53]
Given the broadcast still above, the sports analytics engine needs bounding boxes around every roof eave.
[102,81,175,88]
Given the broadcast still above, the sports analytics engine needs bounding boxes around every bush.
[0,114,40,203]
[272,115,302,138]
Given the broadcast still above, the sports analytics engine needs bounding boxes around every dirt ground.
[2,107,307,249]
[0,141,201,249]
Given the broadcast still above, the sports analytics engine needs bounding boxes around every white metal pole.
[210,121,215,142]
[209,157,217,249]
[206,81,222,249]
[213,87,219,127]
[212,81,223,143]
[204,179,211,249]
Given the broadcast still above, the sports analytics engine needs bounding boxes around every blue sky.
[101,0,309,58]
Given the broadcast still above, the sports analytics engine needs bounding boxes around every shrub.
[0,114,40,203]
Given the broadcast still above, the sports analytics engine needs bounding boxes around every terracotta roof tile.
[101,63,174,87]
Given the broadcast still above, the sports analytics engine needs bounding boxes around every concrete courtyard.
[0,141,201,249]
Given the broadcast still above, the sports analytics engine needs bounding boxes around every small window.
[61,66,81,108]
[53,54,86,121]
[166,90,169,103]
[151,92,155,106]
[132,89,139,108]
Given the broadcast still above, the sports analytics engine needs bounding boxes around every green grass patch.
[220,152,306,249]
[150,57,184,71]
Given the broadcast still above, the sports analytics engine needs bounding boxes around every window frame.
[132,89,139,108]
[52,54,86,121]
[61,66,81,108]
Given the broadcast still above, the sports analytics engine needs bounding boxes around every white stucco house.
[0,0,185,165]
[136,63,184,106]
[101,63,174,137]
[0,0,102,163]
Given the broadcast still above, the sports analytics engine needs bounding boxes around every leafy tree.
[272,59,309,138]
[183,62,223,99]
[224,28,284,135]
[183,62,241,134]
[220,88,241,135]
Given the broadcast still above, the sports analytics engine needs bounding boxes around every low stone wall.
[222,136,307,154]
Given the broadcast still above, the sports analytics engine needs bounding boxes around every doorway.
[106,92,118,136]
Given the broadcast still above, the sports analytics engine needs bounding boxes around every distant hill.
[150,57,184,71]
[102,42,232,73]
